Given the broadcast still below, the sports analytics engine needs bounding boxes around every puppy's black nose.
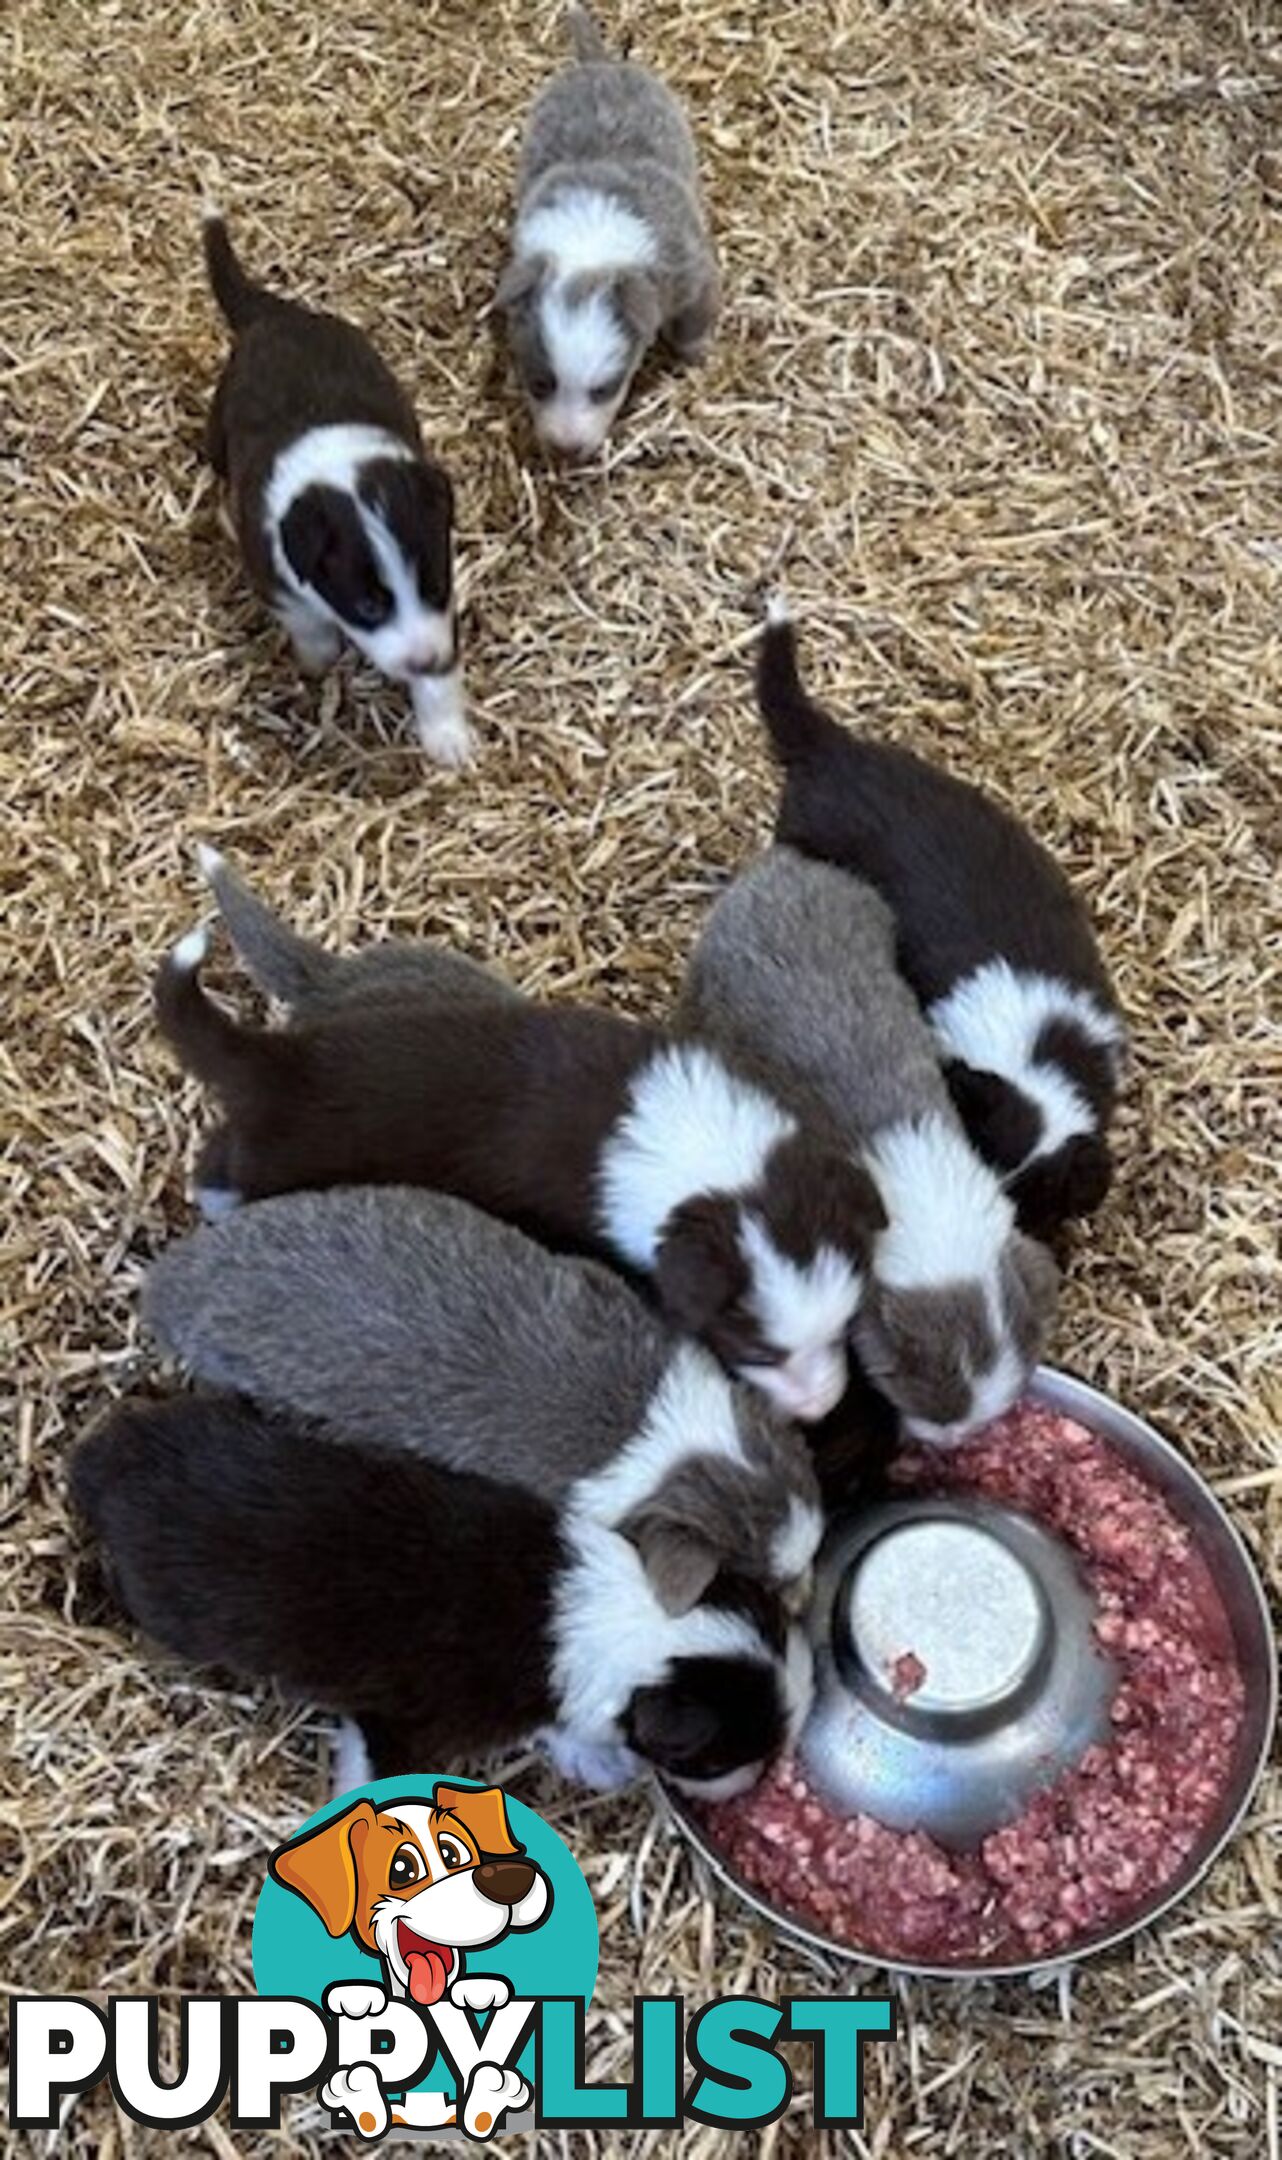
[473,1859,536,1906]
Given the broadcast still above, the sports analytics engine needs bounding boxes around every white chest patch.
[597,1044,796,1271]
[929,963,1125,1165]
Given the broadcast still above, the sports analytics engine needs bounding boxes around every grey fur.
[143,1185,820,1606]
[201,848,511,1019]
[499,7,720,450]
[676,847,1060,1438]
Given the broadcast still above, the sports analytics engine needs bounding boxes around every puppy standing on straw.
[498,6,721,457]
[201,213,473,766]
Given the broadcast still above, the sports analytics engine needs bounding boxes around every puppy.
[758,600,1126,1236]
[195,844,510,1021]
[677,847,1060,1448]
[71,1392,812,1798]
[498,7,720,457]
[154,901,885,1426]
[202,213,471,766]
[142,1184,823,1611]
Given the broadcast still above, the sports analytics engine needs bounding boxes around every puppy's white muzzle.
[747,1346,848,1425]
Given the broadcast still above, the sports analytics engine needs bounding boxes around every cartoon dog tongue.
[400,1928,452,2006]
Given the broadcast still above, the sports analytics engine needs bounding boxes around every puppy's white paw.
[414,710,477,769]
[536,1726,639,1791]
[331,1716,373,1798]
[449,1973,511,2014]
[324,1980,388,2022]
[321,2059,388,2138]
[463,2062,530,2139]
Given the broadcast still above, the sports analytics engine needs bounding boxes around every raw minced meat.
[888,1650,927,1699]
[697,1404,1245,1964]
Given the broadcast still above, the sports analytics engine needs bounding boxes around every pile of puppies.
[75,597,1124,1802]
[200,6,720,767]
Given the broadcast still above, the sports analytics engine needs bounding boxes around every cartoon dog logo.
[270,1782,551,2138]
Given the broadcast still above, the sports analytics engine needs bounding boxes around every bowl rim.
[665,1363,1279,1982]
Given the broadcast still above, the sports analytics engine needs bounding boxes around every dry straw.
[3,0,1280,2152]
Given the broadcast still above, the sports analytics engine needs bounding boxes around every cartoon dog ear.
[269,1799,378,1937]
[433,1783,521,1860]
[618,1500,721,1616]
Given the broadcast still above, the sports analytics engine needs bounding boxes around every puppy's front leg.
[275,594,343,675]
[409,666,475,768]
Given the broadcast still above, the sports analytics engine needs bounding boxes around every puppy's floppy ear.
[945,1062,1043,1175]
[1007,1229,1060,1320]
[270,1799,378,1936]
[279,482,361,589]
[625,1680,722,1771]
[496,252,546,311]
[618,1499,721,1615]
[433,1783,521,1860]
[654,1194,749,1335]
[612,269,662,347]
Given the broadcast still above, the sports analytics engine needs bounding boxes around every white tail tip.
[171,926,209,973]
[195,841,225,883]
[765,591,792,627]
[200,199,225,228]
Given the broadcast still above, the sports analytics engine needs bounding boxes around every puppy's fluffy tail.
[154,924,272,1104]
[202,212,272,331]
[197,845,336,1007]
[755,596,846,768]
[567,4,611,61]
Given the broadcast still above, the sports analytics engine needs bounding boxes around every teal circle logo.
[252,1774,597,2137]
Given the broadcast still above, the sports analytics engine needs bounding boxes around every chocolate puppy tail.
[197,844,337,1007]
[566,4,610,62]
[755,594,846,769]
[202,211,274,331]
[154,925,276,1104]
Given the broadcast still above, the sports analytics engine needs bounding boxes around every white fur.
[738,1214,860,1420]
[518,187,658,279]
[516,188,657,454]
[171,926,208,972]
[597,1044,795,1270]
[263,421,457,687]
[535,1727,639,1790]
[331,1718,374,1799]
[550,1513,790,1752]
[569,1344,746,1527]
[772,1498,821,1595]
[410,663,475,767]
[903,1340,1028,1450]
[928,962,1124,1167]
[863,1114,1014,1292]
[765,591,791,627]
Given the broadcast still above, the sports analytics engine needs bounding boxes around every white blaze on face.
[737,1217,862,1423]
[533,285,630,455]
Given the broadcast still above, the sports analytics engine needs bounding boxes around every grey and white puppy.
[498,6,720,457]
[143,1185,822,1628]
[677,848,1060,1448]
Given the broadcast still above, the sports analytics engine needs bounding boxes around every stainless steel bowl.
[668,1367,1278,1979]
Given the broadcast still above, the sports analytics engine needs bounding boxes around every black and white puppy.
[71,1392,811,1799]
[154,875,885,1426]
[758,600,1126,1237]
[202,214,471,767]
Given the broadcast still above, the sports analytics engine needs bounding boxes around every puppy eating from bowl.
[498,7,720,458]
[202,213,471,766]
[155,867,885,1427]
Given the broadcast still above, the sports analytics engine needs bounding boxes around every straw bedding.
[4,0,1279,2151]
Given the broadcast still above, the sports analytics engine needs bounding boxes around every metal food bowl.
[668,1367,1277,1979]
